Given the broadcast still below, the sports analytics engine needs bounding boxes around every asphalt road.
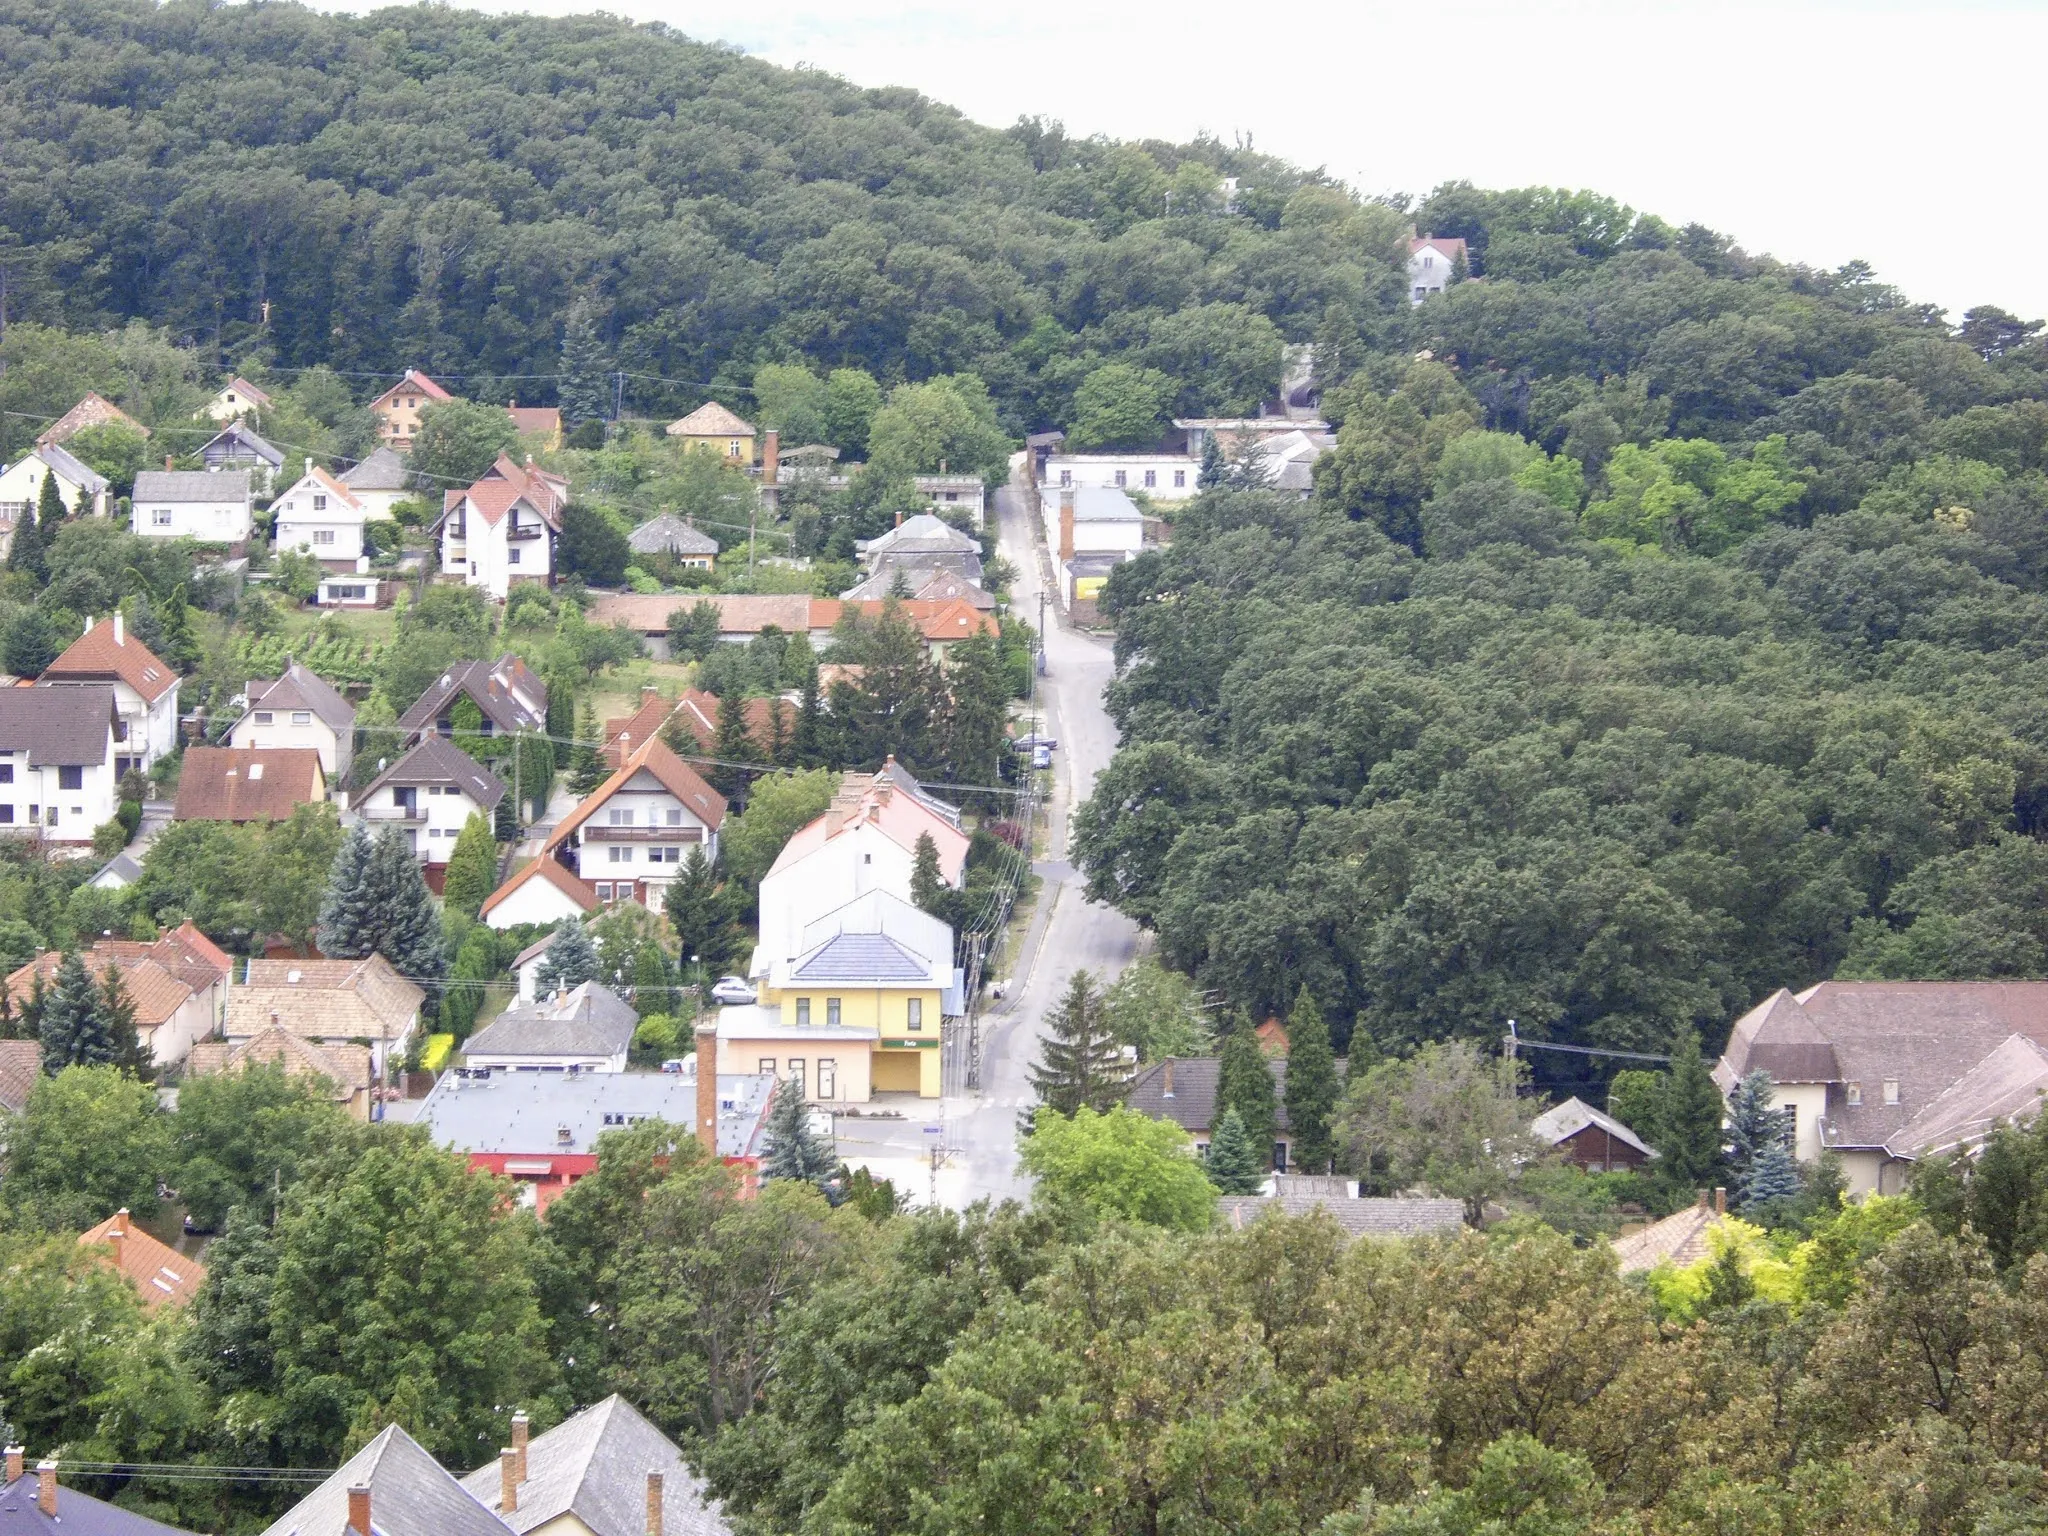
[831,471,1142,1207]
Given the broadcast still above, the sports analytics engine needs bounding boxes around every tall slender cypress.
[1217,1020,1278,1171]
[1282,987,1339,1175]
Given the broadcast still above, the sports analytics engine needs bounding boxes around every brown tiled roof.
[588,591,996,644]
[43,618,178,702]
[38,392,148,447]
[548,735,726,848]
[221,375,272,408]
[187,1024,371,1102]
[479,855,600,920]
[602,690,693,767]
[1410,235,1468,259]
[227,954,424,1044]
[1611,1201,1726,1273]
[174,746,326,823]
[3,925,229,1029]
[626,687,789,762]
[454,452,567,530]
[0,1038,38,1112]
[397,655,548,737]
[667,400,753,437]
[507,405,561,436]
[1126,1055,1291,1136]
[77,1209,205,1309]
[370,368,454,408]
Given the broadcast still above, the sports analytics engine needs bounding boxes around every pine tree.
[535,917,600,993]
[368,824,446,992]
[1205,1107,1264,1194]
[6,491,43,582]
[557,294,611,425]
[765,697,792,767]
[909,831,950,923]
[1739,1143,1805,1215]
[1725,1070,1784,1172]
[1027,970,1130,1116]
[39,952,116,1074]
[711,690,754,798]
[1196,434,1226,489]
[158,584,199,672]
[631,944,677,1017]
[545,670,576,744]
[1216,1021,1278,1172]
[568,700,609,794]
[760,1075,835,1186]
[97,963,148,1078]
[793,673,824,768]
[441,813,499,920]
[1658,1028,1729,1196]
[35,465,63,531]
[663,847,727,971]
[1281,987,1339,1175]
[316,824,376,958]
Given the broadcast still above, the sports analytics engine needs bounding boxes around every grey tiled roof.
[201,421,284,468]
[0,1471,200,1534]
[421,1065,774,1160]
[340,446,412,491]
[460,1396,729,1536]
[1216,1195,1464,1239]
[132,470,251,503]
[37,442,109,494]
[0,685,115,766]
[398,658,548,737]
[791,932,933,983]
[360,735,507,811]
[249,660,356,732]
[464,982,637,1060]
[1127,1055,1291,1135]
[259,1423,512,1536]
[627,513,719,556]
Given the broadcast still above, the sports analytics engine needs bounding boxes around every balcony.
[508,523,546,541]
[583,825,704,843]
[360,804,427,822]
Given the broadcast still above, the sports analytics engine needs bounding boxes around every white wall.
[229,711,345,779]
[755,824,915,979]
[359,781,492,865]
[0,456,102,519]
[133,498,252,541]
[1042,454,1197,501]
[484,868,588,931]
[0,747,117,842]
[273,477,366,562]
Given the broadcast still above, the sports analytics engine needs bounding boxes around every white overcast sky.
[399,0,2046,325]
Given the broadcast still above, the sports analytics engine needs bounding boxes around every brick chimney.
[164,454,174,470]
[499,1448,518,1512]
[1162,1060,1175,1099]
[36,1461,57,1518]
[647,1472,665,1536]
[112,1207,130,1238]
[346,1484,371,1535]
[894,507,904,528]
[1713,1186,1727,1216]
[695,1023,719,1156]
[761,428,778,485]
[1058,485,1075,563]
[4,1445,22,1484]
[511,1410,530,1483]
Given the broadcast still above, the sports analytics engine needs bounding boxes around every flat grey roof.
[421,1064,774,1159]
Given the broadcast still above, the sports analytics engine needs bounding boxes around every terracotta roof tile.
[0,1038,37,1113]
[77,1209,205,1309]
[548,736,726,847]
[666,401,754,437]
[38,392,148,447]
[173,746,326,823]
[187,1024,371,1102]
[227,954,424,1044]
[479,854,601,919]
[43,618,178,702]
[371,368,454,408]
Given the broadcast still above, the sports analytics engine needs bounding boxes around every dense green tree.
[38,951,120,1075]
[34,461,64,529]
[318,824,445,994]
[719,768,835,893]
[174,1064,354,1233]
[535,915,600,993]
[0,1064,169,1229]
[1336,1041,1539,1224]
[1018,1105,1215,1230]
[1282,987,1340,1175]
[4,607,58,675]
[1068,361,1175,450]
[1203,1107,1264,1194]
[558,501,630,586]
[1216,1023,1279,1172]
[558,294,611,424]
[1027,970,1130,1116]
[6,486,44,581]
[761,1076,836,1187]
[1099,953,1211,1062]
[909,830,950,922]
[408,399,519,486]
[440,813,498,920]
[709,687,754,797]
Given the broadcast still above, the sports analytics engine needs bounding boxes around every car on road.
[1013,733,1058,752]
[1032,745,1052,770]
[710,975,756,1005]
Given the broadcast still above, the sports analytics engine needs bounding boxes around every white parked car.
[710,975,757,1006]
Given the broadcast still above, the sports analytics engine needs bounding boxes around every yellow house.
[368,368,455,451]
[716,889,957,1100]
[665,400,756,463]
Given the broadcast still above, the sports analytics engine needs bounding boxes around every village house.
[0,685,123,843]
[256,1423,512,1536]
[396,654,549,748]
[0,442,110,522]
[206,375,272,423]
[840,564,996,610]
[459,1394,731,1536]
[3,922,230,1068]
[461,980,637,1074]
[665,400,755,462]
[354,737,506,892]
[481,857,602,932]
[1174,416,1332,461]
[1127,1055,1295,1170]
[38,614,180,773]
[765,453,987,526]
[1530,1097,1655,1173]
[314,574,389,609]
[510,929,561,1002]
[225,954,425,1076]
[187,1025,375,1121]
[604,686,791,770]
[2,1443,201,1533]
[438,453,568,600]
[506,402,563,449]
[421,1050,773,1211]
[586,593,997,661]
[173,746,327,824]
[38,392,148,449]
[532,736,725,906]
[272,459,371,566]
[338,445,413,520]
[1409,233,1468,302]
[197,420,285,493]
[229,659,357,780]
[368,367,454,451]
[627,512,719,568]
[76,1209,207,1311]
[1611,1188,1731,1273]
[130,468,253,544]
[1715,981,2048,1196]
[1216,1184,1465,1241]
[1045,483,1144,606]
[1040,450,1199,502]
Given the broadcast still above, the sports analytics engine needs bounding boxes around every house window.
[1114,470,1127,487]
[313,529,335,545]
[1058,469,1071,487]
[907,998,923,1032]
[1273,1141,1289,1172]
[648,846,680,864]
[1846,1083,1862,1106]
[292,711,311,726]
[818,1058,836,1097]
[254,712,273,725]
[944,491,958,502]
[593,882,612,901]
[608,846,629,864]
[787,1058,805,1095]
[608,808,634,826]
[312,494,327,511]
[57,766,82,791]
[508,548,521,565]
[796,998,811,1027]
[1423,254,1435,269]
[758,1058,776,1076]
[728,440,742,458]
[0,765,11,784]
[1883,1079,1901,1106]
[1414,286,1429,300]
[666,808,684,825]
[1174,470,1186,488]
[1144,469,1156,488]
[826,998,841,1028]
[152,509,173,526]
[0,806,11,823]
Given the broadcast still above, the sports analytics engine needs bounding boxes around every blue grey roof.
[0,1472,199,1535]
[464,982,637,1060]
[459,1396,730,1536]
[201,422,285,468]
[421,1065,774,1159]
[791,932,932,983]
[36,442,109,494]
[258,1425,510,1536]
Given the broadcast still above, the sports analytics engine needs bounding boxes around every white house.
[460,980,637,1073]
[272,461,369,566]
[537,736,725,907]
[437,453,566,600]
[481,856,602,931]
[39,614,180,775]
[315,575,386,609]
[0,684,121,842]
[206,376,272,423]
[3,922,229,1068]
[1040,451,1198,502]
[338,446,412,521]
[131,469,253,543]
[1409,235,1467,303]
[1044,483,1145,605]
[354,736,505,890]
[0,443,110,522]
[229,659,357,781]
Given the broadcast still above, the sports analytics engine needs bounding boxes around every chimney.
[761,428,779,485]
[305,455,314,479]
[1713,1186,1727,1216]
[1696,1189,1710,1210]
[1162,1060,1175,1099]
[642,683,659,702]
[347,1484,371,1536]
[164,454,174,470]
[36,1461,57,1518]
[646,1472,665,1536]
[499,1448,519,1513]
[4,1445,22,1484]
[113,609,124,646]
[894,507,904,528]
[695,1023,719,1156]
[1058,499,1075,564]
[511,1411,530,1484]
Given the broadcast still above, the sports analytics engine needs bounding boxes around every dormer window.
[1883,1079,1901,1106]
[1845,1082,1862,1106]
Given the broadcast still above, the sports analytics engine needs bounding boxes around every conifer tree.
[1197,434,1226,489]
[662,847,727,972]
[316,823,376,958]
[6,491,43,582]
[158,584,199,672]
[441,813,499,920]
[535,917,600,993]
[35,465,63,531]
[793,673,824,768]
[761,1075,835,1186]
[711,689,754,797]
[909,831,949,923]
[98,963,148,1078]
[1028,970,1130,1117]
[1657,1028,1728,1197]
[568,700,609,794]
[1282,987,1339,1175]
[1205,1107,1264,1194]
[1216,1020,1278,1172]
[39,952,116,1074]
[558,294,611,425]
[369,823,446,992]
[1739,1143,1805,1215]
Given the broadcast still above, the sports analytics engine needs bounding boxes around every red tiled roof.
[456,452,568,530]
[1410,235,1468,258]
[38,392,149,447]
[222,375,273,408]
[0,1038,37,1113]
[548,735,727,850]
[480,854,601,920]
[371,368,454,408]
[43,617,178,701]
[173,746,326,823]
[78,1209,206,1309]
[3,925,229,1029]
